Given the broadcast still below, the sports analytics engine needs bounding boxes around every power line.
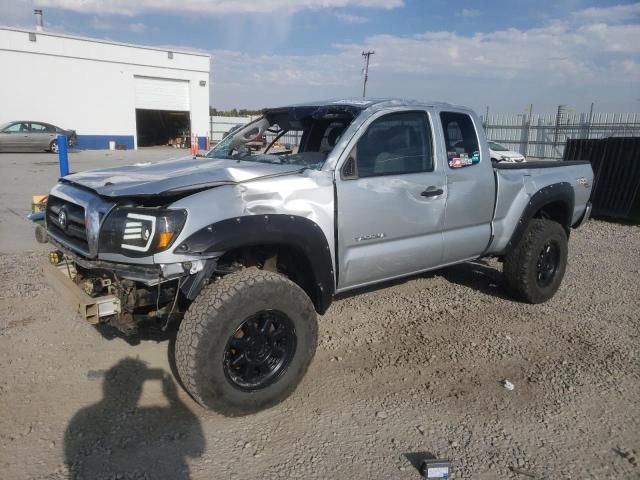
[361,50,375,99]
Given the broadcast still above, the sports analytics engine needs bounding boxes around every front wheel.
[49,139,59,154]
[503,219,568,303]
[174,269,318,416]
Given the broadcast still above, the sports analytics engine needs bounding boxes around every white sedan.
[488,141,526,163]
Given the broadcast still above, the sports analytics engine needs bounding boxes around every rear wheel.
[503,219,568,303]
[175,269,317,416]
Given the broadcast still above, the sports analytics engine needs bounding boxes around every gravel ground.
[0,151,639,479]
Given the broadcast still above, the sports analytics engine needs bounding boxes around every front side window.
[4,123,28,133]
[356,111,433,178]
[440,112,480,168]
[488,141,508,151]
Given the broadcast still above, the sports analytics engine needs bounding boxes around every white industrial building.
[0,25,210,150]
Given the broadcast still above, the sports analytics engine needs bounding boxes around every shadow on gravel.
[440,260,512,301]
[94,320,179,346]
[335,260,511,301]
[64,358,205,480]
[404,451,437,474]
[93,322,186,393]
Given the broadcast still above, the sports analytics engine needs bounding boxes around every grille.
[46,195,90,253]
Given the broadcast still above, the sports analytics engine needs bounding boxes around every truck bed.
[488,160,594,253]
[493,160,591,169]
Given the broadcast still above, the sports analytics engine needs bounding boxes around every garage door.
[134,76,190,111]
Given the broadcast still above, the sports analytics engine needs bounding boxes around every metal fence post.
[58,134,69,177]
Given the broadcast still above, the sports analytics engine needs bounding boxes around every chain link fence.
[211,110,640,160]
[482,110,640,160]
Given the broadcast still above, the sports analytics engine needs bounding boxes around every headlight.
[99,208,187,256]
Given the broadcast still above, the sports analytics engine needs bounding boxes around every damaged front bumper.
[49,236,217,296]
[44,261,121,324]
[46,240,218,333]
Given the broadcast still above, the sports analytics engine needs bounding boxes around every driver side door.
[335,109,446,291]
[0,122,31,152]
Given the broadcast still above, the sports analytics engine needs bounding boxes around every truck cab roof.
[268,98,467,113]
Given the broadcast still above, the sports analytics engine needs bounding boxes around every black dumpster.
[563,137,640,221]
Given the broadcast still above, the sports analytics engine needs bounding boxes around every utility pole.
[553,105,566,159]
[525,104,533,157]
[587,102,594,139]
[361,50,375,99]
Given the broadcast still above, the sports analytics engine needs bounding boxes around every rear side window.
[356,111,433,178]
[30,123,48,132]
[440,112,480,168]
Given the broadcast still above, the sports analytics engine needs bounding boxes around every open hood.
[62,155,305,197]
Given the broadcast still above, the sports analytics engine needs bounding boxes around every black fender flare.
[176,214,335,314]
[501,182,574,255]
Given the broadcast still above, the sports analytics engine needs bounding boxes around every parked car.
[42,99,593,416]
[488,140,525,163]
[0,121,77,153]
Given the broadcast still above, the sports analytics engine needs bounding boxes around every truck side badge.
[355,233,386,242]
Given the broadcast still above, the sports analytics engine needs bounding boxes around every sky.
[1,0,639,113]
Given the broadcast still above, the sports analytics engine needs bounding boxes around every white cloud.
[0,0,38,26]
[208,5,640,111]
[89,17,146,33]
[461,8,481,18]
[572,2,640,23]
[34,0,403,16]
[333,12,369,24]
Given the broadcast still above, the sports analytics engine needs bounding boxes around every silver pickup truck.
[43,99,593,416]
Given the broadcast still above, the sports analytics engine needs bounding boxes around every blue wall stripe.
[75,135,135,150]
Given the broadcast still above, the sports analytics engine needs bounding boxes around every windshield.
[206,105,360,169]
[488,141,509,151]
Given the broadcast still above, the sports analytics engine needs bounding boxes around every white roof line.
[0,26,210,58]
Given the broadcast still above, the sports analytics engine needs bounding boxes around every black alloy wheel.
[503,218,568,304]
[175,268,318,416]
[536,241,560,287]
[223,310,297,391]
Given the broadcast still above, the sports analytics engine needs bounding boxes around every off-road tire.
[175,268,318,416]
[503,219,568,304]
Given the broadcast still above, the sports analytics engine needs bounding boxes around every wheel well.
[533,200,571,235]
[216,244,322,312]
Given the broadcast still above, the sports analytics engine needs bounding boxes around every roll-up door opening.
[134,76,191,147]
[135,110,191,147]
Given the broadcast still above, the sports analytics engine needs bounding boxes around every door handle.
[421,187,444,197]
